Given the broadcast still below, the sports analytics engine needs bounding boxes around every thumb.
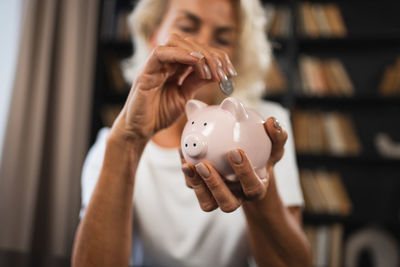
[264,117,288,166]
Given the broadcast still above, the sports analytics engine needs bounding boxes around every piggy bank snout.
[183,134,207,158]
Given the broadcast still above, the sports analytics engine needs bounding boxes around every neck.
[152,115,187,148]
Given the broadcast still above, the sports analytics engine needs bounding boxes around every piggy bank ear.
[220,97,248,121]
[186,99,207,119]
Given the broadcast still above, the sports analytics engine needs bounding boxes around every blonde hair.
[122,0,271,106]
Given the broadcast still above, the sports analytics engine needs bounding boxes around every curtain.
[0,0,99,262]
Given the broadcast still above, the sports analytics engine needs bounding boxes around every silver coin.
[219,77,234,95]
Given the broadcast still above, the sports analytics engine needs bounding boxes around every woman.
[72,0,312,266]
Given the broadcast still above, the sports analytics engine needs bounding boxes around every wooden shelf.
[104,91,129,104]
[293,95,400,107]
[297,35,400,51]
[296,153,400,167]
[303,212,400,225]
[264,93,400,107]
[303,212,351,225]
[101,39,133,54]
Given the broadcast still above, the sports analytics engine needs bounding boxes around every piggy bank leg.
[256,167,267,180]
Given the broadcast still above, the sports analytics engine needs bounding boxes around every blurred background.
[1,0,400,266]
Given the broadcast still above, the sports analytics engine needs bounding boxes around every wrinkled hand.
[181,117,288,212]
[111,33,236,141]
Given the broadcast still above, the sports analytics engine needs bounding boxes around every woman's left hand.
[180,117,288,212]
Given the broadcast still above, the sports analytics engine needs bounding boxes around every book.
[300,169,353,215]
[301,2,320,38]
[314,170,341,213]
[303,224,344,267]
[336,114,361,155]
[293,110,361,156]
[329,224,344,267]
[104,51,129,93]
[311,4,332,37]
[329,172,353,215]
[298,3,347,38]
[322,63,340,95]
[300,170,327,212]
[292,111,310,153]
[328,59,354,96]
[298,56,354,96]
[323,112,347,156]
[265,5,291,38]
[316,226,330,267]
[324,4,347,37]
[379,56,400,96]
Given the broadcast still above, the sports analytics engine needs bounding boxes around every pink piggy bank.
[181,97,272,182]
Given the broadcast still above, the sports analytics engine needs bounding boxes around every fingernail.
[230,149,242,164]
[273,117,281,131]
[224,54,238,76]
[178,77,184,86]
[203,64,212,79]
[182,165,194,178]
[215,57,223,68]
[195,163,210,178]
[217,68,228,82]
[227,65,237,76]
[225,54,233,65]
[190,51,204,59]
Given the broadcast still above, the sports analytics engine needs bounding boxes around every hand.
[180,117,288,212]
[110,33,237,142]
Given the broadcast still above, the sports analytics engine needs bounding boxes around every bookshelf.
[90,0,400,266]
[264,0,400,266]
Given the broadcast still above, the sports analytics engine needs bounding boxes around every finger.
[179,150,193,188]
[177,66,194,86]
[195,162,241,213]
[264,117,288,165]
[223,53,238,77]
[210,48,237,78]
[164,35,212,81]
[184,37,229,83]
[228,149,267,200]
[181,163,218,212]
[146,46,201,74]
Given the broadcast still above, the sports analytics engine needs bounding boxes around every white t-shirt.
[80,100,304,267]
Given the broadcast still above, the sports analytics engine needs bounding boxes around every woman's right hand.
[110,34,237,143]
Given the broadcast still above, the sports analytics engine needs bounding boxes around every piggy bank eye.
[191,121,194,125]
[203,122,207,126]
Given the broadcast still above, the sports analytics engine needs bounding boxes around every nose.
[183,134,207,158]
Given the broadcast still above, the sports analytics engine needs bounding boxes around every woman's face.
[150,0,239,104]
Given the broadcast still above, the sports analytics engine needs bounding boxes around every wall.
[0,0,25,162]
